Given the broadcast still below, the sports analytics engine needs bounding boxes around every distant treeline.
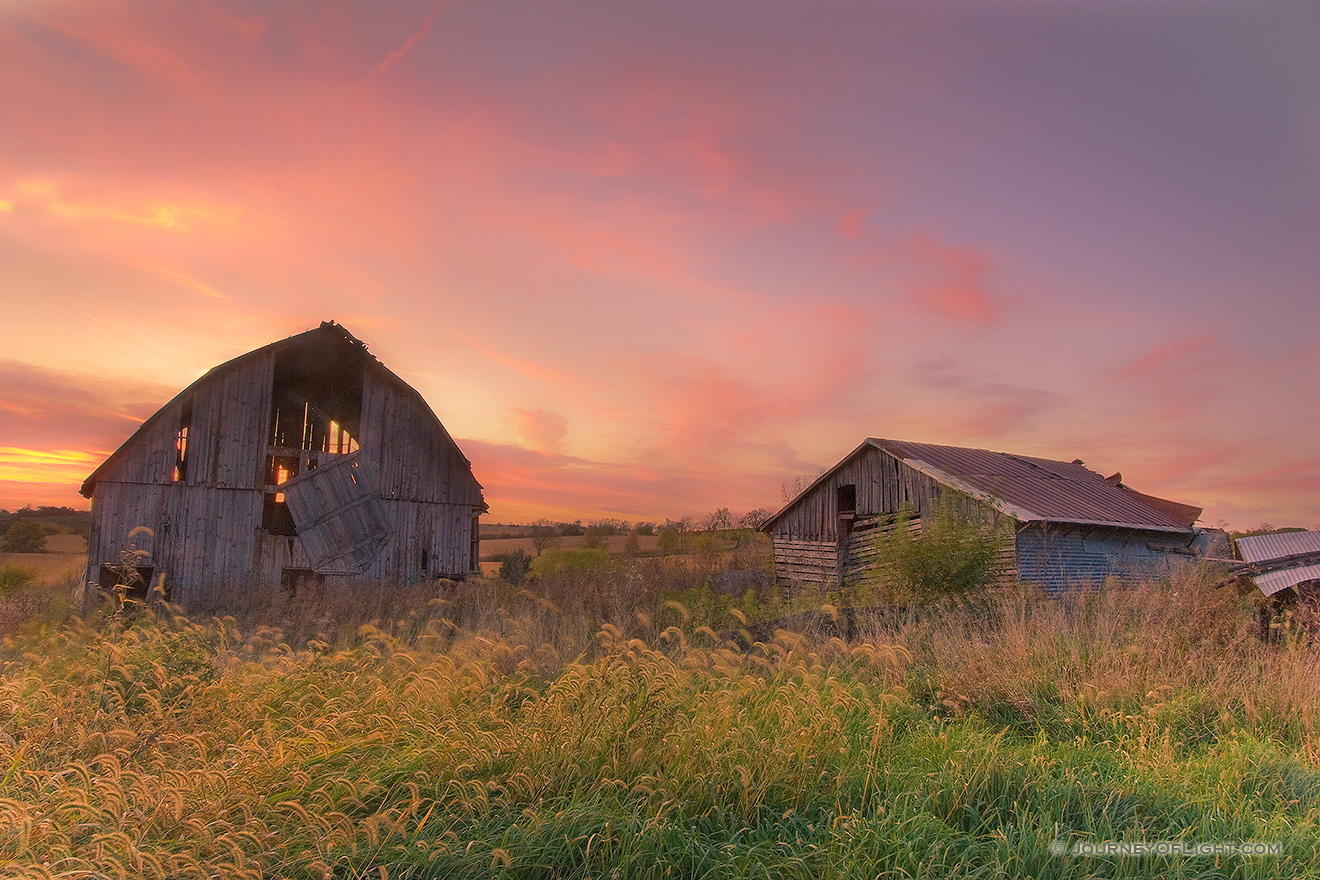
[0,506,93,538]
[480,508,774,541]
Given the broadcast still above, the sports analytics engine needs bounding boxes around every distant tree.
[737,508,773,530]
[656,518,694,555]
[582,523,611,551]
[2,520,46,553]
[634,522,656,536]
[662,516,692,533]
[702,508,733,532]
[528,519,559,557]
[781,474,819,502]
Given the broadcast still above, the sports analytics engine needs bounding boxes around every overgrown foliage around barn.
[79,322,486,611]
[870,498,1007,601]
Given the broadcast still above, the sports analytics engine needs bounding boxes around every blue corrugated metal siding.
[1014,526,1185,594]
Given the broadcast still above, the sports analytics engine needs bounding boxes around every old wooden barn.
[762,438,1220,593]
[80,322,486,609]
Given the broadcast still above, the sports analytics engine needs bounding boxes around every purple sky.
[1,0,1317,528]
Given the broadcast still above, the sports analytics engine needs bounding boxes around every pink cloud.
[512,408,569,454]
[367,1,453,80]
[836,205,871,240]
[904,234,998,325]
[1110,335,1219,381]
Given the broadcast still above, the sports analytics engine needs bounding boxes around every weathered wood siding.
[187,353,273,490]
[358,370,483,506]
[771,514,924,586]
[768,446,1011,589]
[87,481,261,608]
[373,500,477,581]
[90,404,181,487]
[767,446,991,542]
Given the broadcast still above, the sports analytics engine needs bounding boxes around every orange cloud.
[0,447,104,485]
[0,360,174,503]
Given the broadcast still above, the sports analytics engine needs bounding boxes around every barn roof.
[80,321,475,498]
[1234,530,1320,596]
[763,438,1201,533]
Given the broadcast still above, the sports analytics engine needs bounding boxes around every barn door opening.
[265,336,368,537]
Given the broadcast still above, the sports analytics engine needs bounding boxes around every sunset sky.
[1,0,1317,529]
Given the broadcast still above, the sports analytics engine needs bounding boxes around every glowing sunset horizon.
[2,1,1317,531]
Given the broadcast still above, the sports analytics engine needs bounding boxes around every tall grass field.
[1,564,1318,878]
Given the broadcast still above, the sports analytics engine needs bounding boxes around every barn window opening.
[172,400,192,482]
[266,454,299,503]
[837,484,857,517]
[269,340,364,456]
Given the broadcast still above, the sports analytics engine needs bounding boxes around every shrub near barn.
[2,520,46,553]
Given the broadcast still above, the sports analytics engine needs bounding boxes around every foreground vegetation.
[1,566,1318,878]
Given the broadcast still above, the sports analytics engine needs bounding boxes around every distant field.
[0,532,85,582]
[481,534,660,560]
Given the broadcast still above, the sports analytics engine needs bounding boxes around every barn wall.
[188,353,273,490]
[358,371,483,506]
[87,482,263,609]
[771,512,1016,590]
[768,447,1008,588]
[1013,524,1194,594]
[86,332,484,612]
[371,500,477,581]
[91,404,181,487]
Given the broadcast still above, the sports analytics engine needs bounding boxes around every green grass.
[0,569,1317,878]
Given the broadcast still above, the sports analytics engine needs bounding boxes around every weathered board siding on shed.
[770,513,1016,589]
[767,446,1011,588]
[768,447,995,542]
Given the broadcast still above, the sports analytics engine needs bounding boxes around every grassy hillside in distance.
[1,565,1318,878]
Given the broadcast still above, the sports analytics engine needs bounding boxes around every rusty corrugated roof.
[1234,531,1320,596]
[866,438,1199,531]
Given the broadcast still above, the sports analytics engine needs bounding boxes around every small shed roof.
[1234,530,1320,596]
[763,438,1201,533]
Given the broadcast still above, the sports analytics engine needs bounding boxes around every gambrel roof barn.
[81,322,485,609]
[763,438,1220,594]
